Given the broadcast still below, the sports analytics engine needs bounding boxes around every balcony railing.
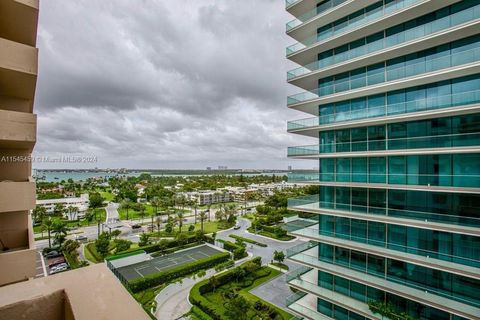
[287,194,480,227]
[286,0,348,31]
[287,3,480,79]
[290,225,480,269]
[288,243,480,309]
[286,0,418,55]
[288,172,480,188]
[287,89,480,130]
[287,290,308,307]
[288,132,480,156]
[286,0,302,9]
[286,266,314,283]
[288,46,480,105]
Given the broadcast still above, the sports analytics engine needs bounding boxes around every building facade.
[284,1,480,320]
[36,194,89,219]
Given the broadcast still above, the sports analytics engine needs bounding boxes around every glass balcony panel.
[287,195,480,228]
[287,3,480,79]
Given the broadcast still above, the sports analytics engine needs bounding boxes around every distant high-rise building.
[0,2,148,319]
[284,1,480,319]
[288,165,293,171]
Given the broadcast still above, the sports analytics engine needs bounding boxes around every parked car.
[75,235,88,241]
[50,264,69,274]
[131,224,142,229]
[44,250,61,259]
[48,256,66,268]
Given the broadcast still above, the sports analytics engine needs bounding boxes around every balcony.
[287,267,382,319]
[286,291,330,320]
[287,223,480,275]
[287,171,480,190]
[286,244,480,319]
[0,37,38,108]
[0,0,39,46]
[287,90,480,135]
[288,6,480,89]
[0,109,36,150]
[287,0,375,43]
[0,177,35,213]
[287,195,480,236]
[288,46,480,111]
[286,0,459,65]
[288,132,480,159]
[0,213,35,286]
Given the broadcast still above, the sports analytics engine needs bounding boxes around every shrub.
[190,306,214,320]
[128,252,230,292]
[229,235,267,247]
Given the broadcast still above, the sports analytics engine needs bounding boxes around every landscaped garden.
[190,257,293,320]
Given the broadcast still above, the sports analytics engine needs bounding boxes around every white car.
[50,263,68,274]
[233,224,241,230]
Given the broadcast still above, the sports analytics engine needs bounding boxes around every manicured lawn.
[271,262,289,271]
[199,267,292,319]
[99,190,114,201]
[118,205,190,221]
[148,221,232,238]
[84,242,103,263]
[247,227,295,241]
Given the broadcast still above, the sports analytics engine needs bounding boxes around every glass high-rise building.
[284,1,480,319]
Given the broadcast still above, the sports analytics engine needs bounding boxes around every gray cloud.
[34,0,316,169]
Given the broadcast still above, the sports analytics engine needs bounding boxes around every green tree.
[113,239,131,253]
[89,192,104,209]
[53,203,65,217]
[232,266,246,282]
[32,205,47,224]
[95,232,111,258]
[176,212,184,234]
[111,229,121,239]
[61,239,80,261]
[199,211,207,234]
[188,224,195,232]
[120,199,132,220]
[209,275,220,293]
[42,217,54,248]
[52,219,68,246]
[273,250,285,264]
[139,233,150,247]
[225,296,250,320]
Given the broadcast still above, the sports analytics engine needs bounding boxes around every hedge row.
[217,240,247,260]
[112,234,199,257]
[128,252,230,292]
[85,242,103,262]
[190,306,214,320]
[229,235,267,247]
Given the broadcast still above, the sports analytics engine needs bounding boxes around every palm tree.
[155,217,161,238]
[120,199,132,220]
[199,211,207,234]
[66,205,77,221]
[176,212,184,234]
[42,217,54,248]
[193,202,198,224]
[151,196,161,216]
[52,220,68,246]
[32,205,46,224]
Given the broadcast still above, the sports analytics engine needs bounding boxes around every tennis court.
[115,244,224,282]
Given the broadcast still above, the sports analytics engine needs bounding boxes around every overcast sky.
[34,0,315,170]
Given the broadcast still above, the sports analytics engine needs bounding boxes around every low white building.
[179,190,233,206]
[36,194,90,220]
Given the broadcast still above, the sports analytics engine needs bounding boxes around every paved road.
[217,218,305,267]
[105,202,120,224]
